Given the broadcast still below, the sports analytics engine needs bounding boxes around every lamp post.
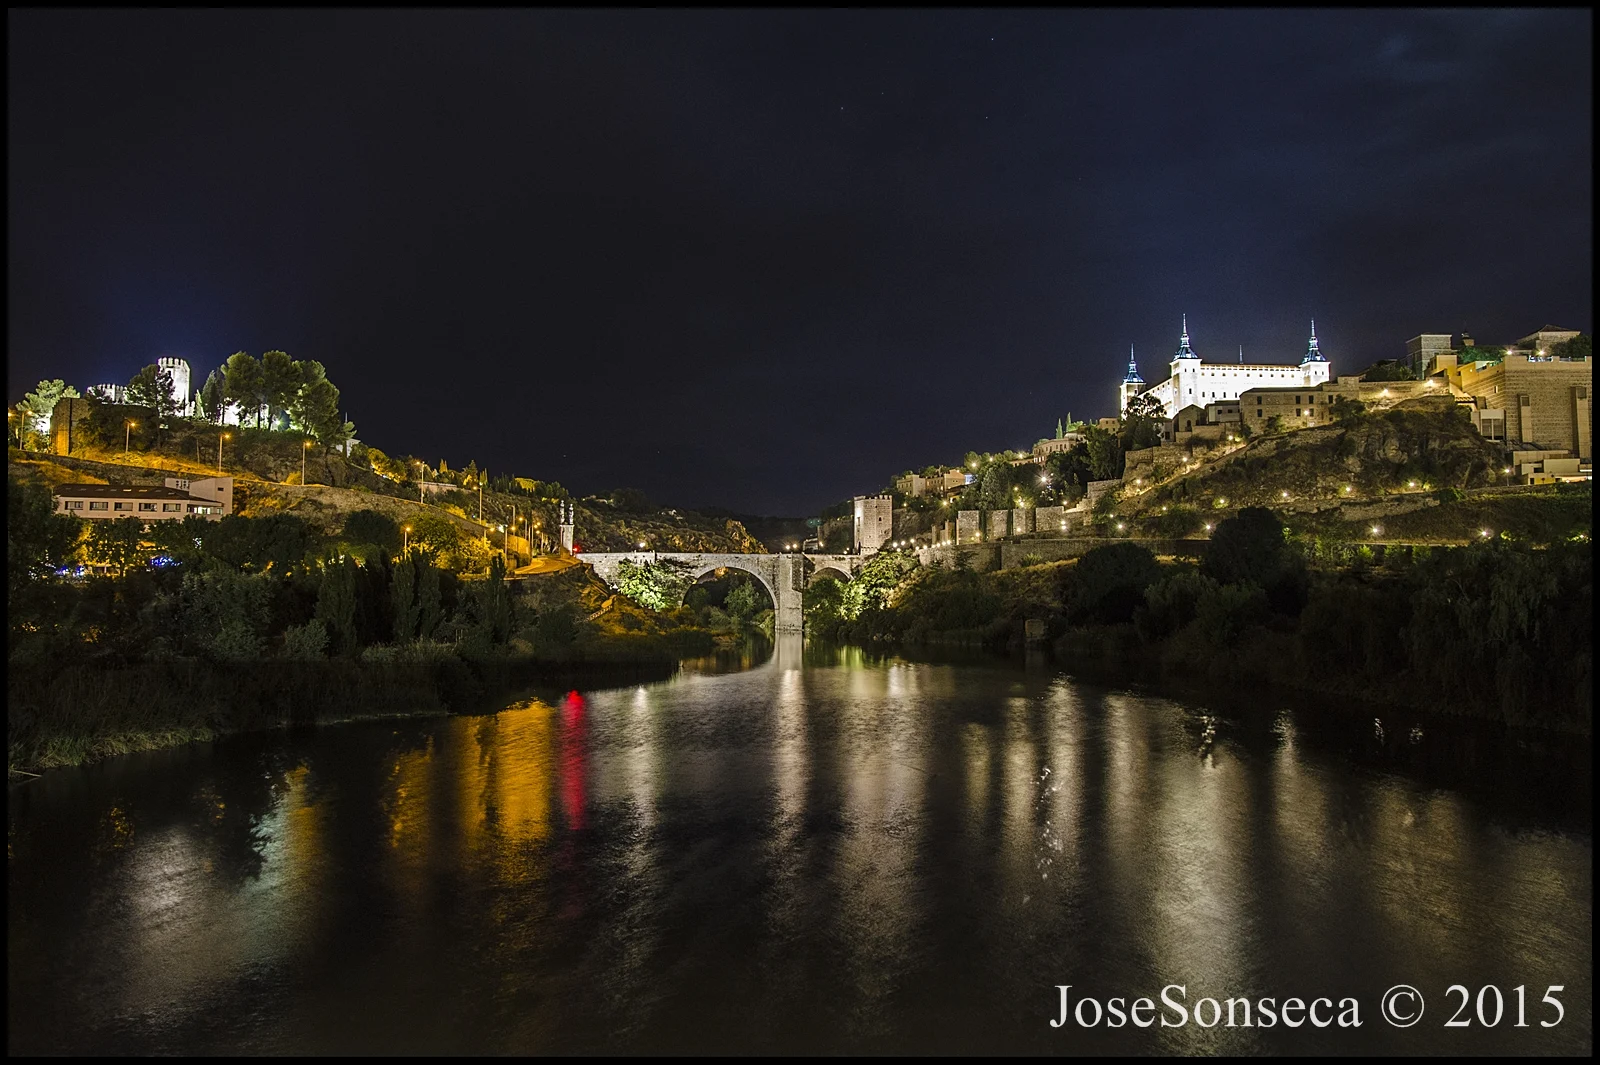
[218,432,229,473]
[403,525,411,555]
[125,419,136,457]
[302,439,312,485]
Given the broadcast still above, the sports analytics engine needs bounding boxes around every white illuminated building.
[1121,317,1331,418]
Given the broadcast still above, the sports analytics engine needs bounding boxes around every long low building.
[53,476,234,521]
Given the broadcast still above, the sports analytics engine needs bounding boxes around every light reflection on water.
[7,637,1593,1054]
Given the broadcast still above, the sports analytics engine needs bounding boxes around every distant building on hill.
[1120,318,1330,419]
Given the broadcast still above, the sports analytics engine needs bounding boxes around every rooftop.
[53,483,201,500]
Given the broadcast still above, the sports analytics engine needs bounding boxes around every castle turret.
[1118,344,1145,414]
[158,357,192,415]
[1170,316,1202,410]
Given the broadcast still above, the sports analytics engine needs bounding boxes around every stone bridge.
[576,551,866,635]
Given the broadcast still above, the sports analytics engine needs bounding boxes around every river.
[7,638,1591,1054]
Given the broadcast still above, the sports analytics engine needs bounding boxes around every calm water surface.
[8,640,1592,1054]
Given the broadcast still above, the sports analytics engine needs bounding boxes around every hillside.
[13,422,765,557]
[1108,398,1589,544]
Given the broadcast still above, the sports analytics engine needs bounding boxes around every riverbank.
[806,525,1591,735]
[7,635,710,773]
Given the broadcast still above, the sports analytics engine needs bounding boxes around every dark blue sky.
[8,10,1592,514]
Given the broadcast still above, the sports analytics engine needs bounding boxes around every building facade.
[52,475,234,522]
[1452,353,1592,460]
[1122,318,1331,419]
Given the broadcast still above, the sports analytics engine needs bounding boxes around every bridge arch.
[682,561,779,611]
[809,565,853,586]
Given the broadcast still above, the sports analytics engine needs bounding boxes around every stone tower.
[158,357,192,414]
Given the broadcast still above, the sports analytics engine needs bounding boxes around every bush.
[282,618,328,659]
[1063,542,1161,624]
[1135,568,1217,642]
[341,509,402,554]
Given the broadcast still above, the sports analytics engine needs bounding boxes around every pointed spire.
[1175,316,1199,359]
[1239,344,1243,364]
[1123,343,1143,383]
[1303,318,1326,362]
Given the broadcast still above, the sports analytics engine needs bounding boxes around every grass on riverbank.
[7,634,706,772]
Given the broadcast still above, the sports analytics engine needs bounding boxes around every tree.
[1457,346,1507,366]
[341,509,402,554]
[976,462,1015,511]
[315,555,360,653]
[724,576,768,621]
[367,447,408,481]
[1062,542,1161,624]
[1123,392,1165,421]
[126,364,178,423]
[841,549,918,619]
[616,557,695,611]
[472,554,514,642]
[148,515,214,568]
[175,569,274,660]
[19,379,79,442]
[1361,360,1417,382]
[8,478,82,595]
[1202,506,1307,613]
[196,369,228,424]
[391,549,421,641]
[1550,333,1591,360]
[1330,396,1366,424]
[1084,425,1124,481]
[86,517,147,575]
[223,352,264,425]
[289,360,344,442]
[259,350,299,428]
[204,513,317,574]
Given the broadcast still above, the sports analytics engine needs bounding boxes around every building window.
[139,502,157,512]
[113,502,130,511]
[89,501,108,511]
[69,501,84,510]
[163,503,180,512]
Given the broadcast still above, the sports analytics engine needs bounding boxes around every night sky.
[8,10,1592,514]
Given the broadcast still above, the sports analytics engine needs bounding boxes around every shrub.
[282,618,329,659]
[1063,542,1161,625]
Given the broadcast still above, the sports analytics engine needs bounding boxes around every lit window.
[89,501,108,511]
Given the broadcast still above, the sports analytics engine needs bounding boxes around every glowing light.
[1479,529,1491,538]
[1203,523,1212,532]
[1281,490,1290,498]
[1342,485,1351,493]
[1370,525,1382,536]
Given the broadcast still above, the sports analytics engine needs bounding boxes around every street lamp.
[125,419,137,457]
[302,439,312,485]
[403,525,411,555]
[217,431,230,473]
